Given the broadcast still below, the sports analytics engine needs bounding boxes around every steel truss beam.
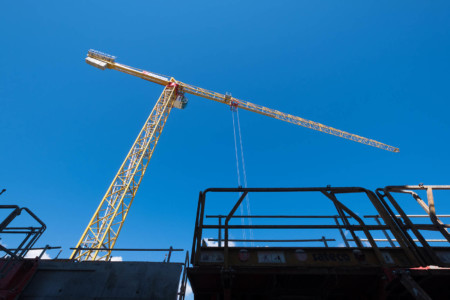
[71,84,178,261]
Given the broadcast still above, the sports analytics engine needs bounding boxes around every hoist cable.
[231,112,247,243]
[236,110,255,243]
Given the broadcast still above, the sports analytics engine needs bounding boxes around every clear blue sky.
[1,1,450,265]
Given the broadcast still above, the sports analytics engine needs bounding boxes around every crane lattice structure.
[71,49,399,261]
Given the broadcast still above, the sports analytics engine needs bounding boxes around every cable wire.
[231,112,247,243]
[236,109,255,244]
[231,109,254,246]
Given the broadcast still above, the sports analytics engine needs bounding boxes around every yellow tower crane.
[71,49,399,261]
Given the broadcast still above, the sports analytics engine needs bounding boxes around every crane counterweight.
[85,57,107,70]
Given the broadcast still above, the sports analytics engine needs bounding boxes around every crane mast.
[72,50,399,261]
[72,82,179,261]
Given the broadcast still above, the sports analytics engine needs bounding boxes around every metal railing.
[70,247,183,262]
[191,187,403,267]
[376,185,450,266]
[191,186,450,268]
[177,251,190,300]
[0,205,47,279]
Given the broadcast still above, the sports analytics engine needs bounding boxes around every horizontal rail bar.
[206,238,336,243]
[385,185,450,190]
[364,215,450,219]
[2,246,62,251]
[203,224,449,231]
[70,248,183,252]
[208,214,450,220]
[0,205,20,209]
[202,224,391,230]
[2,227,45,230]
[206,215,345,219]
[1,231,43,234]
[356,239,449,243]
[412,224,450,229]
[203,187,369,194]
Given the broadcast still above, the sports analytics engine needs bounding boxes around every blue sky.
[1,0,450,272]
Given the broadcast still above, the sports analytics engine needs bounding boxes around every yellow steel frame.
[91,50,399,152]
[179,83,399,152]
[73,50,399,261]
[71,83,177,261]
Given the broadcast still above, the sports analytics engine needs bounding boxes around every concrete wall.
[20,260,182,300]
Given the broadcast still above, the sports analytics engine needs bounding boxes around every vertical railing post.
[376,189,429,266]
[218,216,222,248]
[334,216,350,247]
[332,201,362,248]
[167,246,173,263]
[374,216,395,247]
[191,191,203,264]
[194,192,206,265]
[322,190,385,264]
[225,192,248,268]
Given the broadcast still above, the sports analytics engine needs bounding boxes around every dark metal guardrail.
[376,185,450,267]
[3,246,62,260]
[69,247,184,262]
[191,186,450,268]
[0,205,47,259]
[177,251,190,300]
[205,215,342,247]
[192,187,394,268]
[0,205,47,279]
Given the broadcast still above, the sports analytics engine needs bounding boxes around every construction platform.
[2,185,450,299]
[188,185,450,299]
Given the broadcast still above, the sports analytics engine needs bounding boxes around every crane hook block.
[230,100,239,111]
